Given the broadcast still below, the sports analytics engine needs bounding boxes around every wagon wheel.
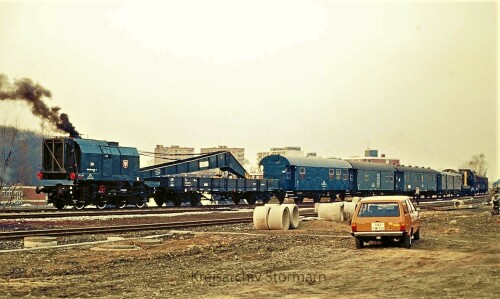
[172,194,182,207]
[189,194,201,207]
[115,200,126,209]
[246,193,258,205]
[54,202,66,210]
[96,201,107,210]
[231,193,241,205]
[275,192,286,204]
[154,197,164,207]
[134,194,146,209]
[294,195,304,204]
[73,201,85,210]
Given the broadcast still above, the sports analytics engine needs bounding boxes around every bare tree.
[0,124,20,208]
[461,153,488,176]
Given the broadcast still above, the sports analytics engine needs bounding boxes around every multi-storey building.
[201,146,245,166]
[154,145,195,165]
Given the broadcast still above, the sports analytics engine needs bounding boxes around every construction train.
[36,137,489,209]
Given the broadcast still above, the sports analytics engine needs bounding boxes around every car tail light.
[69,172,76,180]
[37,172,43,180]
[400,222,406,231]
[351,223,357,232]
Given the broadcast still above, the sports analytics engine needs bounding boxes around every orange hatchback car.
[350,196,421,249]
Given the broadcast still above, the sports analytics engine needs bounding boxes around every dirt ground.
[0,205,499,298]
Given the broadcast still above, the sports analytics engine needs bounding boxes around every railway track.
[0,212,318,241]
[415,195,489,210]
[0,203,316,219]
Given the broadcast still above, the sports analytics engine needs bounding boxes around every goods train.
[36,137,488,209]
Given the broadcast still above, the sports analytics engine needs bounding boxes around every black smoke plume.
[0,74,80,138]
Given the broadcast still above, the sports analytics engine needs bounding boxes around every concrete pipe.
[282,204,300,229]
[24,236,58,249]
[318,202,345,222]
[268,205,291,231]
[314,203,321,213]
[453,199,465,208]
[351,197,363,204]
[343,202,357,222]
[253,206,272,230]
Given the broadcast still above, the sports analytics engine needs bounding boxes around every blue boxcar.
[259,155,352,202]
[348,161,397,196]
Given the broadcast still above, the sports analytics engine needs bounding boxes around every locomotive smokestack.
[0,74,80,138]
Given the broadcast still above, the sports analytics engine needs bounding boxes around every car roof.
[358,196,411,203]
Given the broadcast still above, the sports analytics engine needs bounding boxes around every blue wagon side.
[394,166,439,198]
[259,155,352,202]
[348,161,397,196]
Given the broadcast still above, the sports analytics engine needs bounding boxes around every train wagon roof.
[394,165,440,174]
[348,161,397,171]
[73,138,138,155]
[259,155,352,169]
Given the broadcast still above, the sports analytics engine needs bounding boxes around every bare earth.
[0,206,499,298]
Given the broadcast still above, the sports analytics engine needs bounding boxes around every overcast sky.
[0,0,498,179]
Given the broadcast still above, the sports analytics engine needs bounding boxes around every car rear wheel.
[355,238,364,249]
[402,234,412,249]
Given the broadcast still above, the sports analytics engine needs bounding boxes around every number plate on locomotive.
[371,222,385,231]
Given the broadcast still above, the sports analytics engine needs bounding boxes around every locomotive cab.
[37,137,144,210]
[40,138,79,181]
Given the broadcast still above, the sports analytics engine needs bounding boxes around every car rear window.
[357,202,400,217]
